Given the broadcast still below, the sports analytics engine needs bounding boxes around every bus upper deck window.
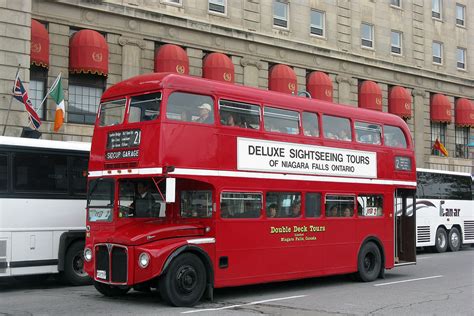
[166,92,214,124]
[355,122,381,145]
[384,125,407,148]
[264,107,299,135]
[219,100,260,129]
[99,99,127,127]
[322,115,351,141]
[302,112,319,137]
[129,93,162,123]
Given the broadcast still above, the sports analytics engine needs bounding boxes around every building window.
[457,47,466,70]
[456,3,465,26]
[431,122,447,156]
[455,126,469,158]
[432,42,443,64]
[391,31,402,55]
[390,0,401,8]
[361,23,374,48]
[29,66,47,120]
[68,74,104,124]
[163,0,182,6]
[273,0,289,28]
[432,0,442,19]
[209,0,226,14]
[310,10,325,37]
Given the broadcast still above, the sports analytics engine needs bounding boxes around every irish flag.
[49,74,65,132]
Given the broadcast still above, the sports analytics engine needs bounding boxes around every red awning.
[455,98,474,127]
[202,52,234,83]
[358,80,382,111]
[69,29,108,76]
[268,64,297,94]
[388,86,412,118]
[430,94,452,123]
[154,44,189,74]
[30,19,49,68]
[306,71,333,102]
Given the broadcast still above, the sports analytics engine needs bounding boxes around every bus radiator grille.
[417,226,431,243]
[464,221,474,241]
[95,245,109,281]
[111,247,127,283]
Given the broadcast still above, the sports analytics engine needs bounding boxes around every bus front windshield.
[118,178,166,219]
[87,178,114,222]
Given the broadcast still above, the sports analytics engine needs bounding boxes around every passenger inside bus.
[225,114,238,127]
[290,201,301,217]
[343,207,353,217]
[194,103,213,124]
[328,206,339,217]
[267,203,278,218]
[338,129,351,141]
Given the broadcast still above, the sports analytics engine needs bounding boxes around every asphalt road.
[1,247,473,315]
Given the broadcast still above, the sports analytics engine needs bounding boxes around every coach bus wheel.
[434,228,448,253]
[94,281,130,297]
[159,253,206,307]
[64,241,92,286]
[357,242,381,282]
[448,227,461,252]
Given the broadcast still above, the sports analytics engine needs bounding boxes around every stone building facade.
[0,0,472,171]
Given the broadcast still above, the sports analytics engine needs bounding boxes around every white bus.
[0,136,91,284]
[416,168,474,253]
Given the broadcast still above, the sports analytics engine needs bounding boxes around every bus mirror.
[165,178,176,203]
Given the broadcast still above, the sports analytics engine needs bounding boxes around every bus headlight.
[138,252,150,268]
[84,248,92,262]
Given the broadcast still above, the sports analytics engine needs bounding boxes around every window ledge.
[390,5,403,11]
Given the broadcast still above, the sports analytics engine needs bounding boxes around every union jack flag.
[12,74,41,129]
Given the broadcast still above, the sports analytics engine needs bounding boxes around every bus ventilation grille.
[104,162,138,170]
[464,221,474,241]
[417,226,431,243]
[0,240,7,273]
[95,244,128,284]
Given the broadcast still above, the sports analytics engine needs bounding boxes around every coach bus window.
[0,154,6,192]
[166,92,214,124]
[417,172,471,200]
[264,107,299,135]
[355,122,381,145]
[87,178,114,222]
[325,195,355,217]
[129,92,161,123]
[220,192,262,218]
[14,152,67,193]
[118,179,164,218]
[322,115,351,141]
[305,193,321,217]
[219,100,260,129]
[98,99,127,127]
[181,190,213,218]
[70,156,88,196]
[266,192,301,218]
[302,112,319,137]
[384,125,407,148]
[357,195,383,217]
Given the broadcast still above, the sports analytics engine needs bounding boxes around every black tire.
[159,253,206,307]
[435,227,448,253]
[357,242,382,282]
[94,281,130,297]
[448,227,461,252]
[63,241,92,286]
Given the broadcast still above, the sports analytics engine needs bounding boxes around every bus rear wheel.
[357,242,381,282]
[448,227,461,252]
[159,253,206,307]
[435,228,448,253]
[63,241,92,286]
[94,281,130,297]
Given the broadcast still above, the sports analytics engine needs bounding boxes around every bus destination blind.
[106,129,141,160]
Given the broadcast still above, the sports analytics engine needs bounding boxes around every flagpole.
[2,65,21,136]
[38,72,61,112]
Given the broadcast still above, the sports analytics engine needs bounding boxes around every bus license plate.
[96,270,107,280]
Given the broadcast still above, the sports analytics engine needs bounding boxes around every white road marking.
[374,275,443,287]
[181,295,307,314]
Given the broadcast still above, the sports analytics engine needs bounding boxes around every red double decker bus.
[84,73,417,307]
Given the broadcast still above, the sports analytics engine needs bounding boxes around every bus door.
[394,189,416,265]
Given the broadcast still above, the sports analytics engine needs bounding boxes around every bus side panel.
[0,233,10,277]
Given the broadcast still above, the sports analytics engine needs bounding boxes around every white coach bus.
[0,136,90,284]
[415,168,474,252]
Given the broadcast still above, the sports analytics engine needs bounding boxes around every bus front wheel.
[63,241,92,286]
[159,253,206,307]
[435,228,448,253]
[94,281,130,296]
[448,227,461,252]
[357,242,381,282]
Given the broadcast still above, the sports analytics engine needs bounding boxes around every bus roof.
[0,136,91,152]
[101,73,408,128]
[417,168,472,177]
